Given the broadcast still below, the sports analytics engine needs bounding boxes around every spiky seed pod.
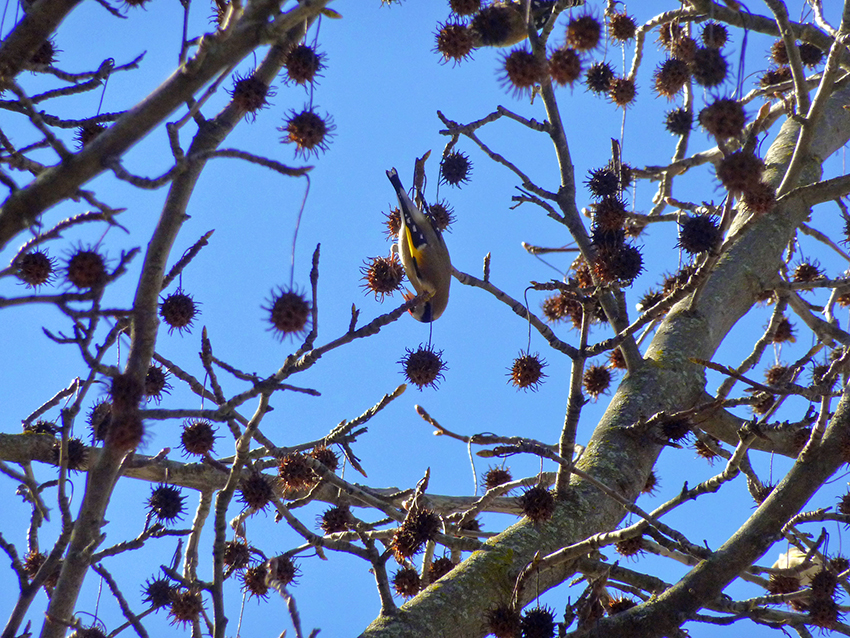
[764,364,790,386]
[23,420,58,436]
[392,567,421,598]
[239,471,275,511]
[811,363,833,387]
[615,536,644,558]
[277,452,316,492]
[799,42,824,67]
[469,3,521,47]
[508,352,547,391]
[567,14,601,51]
[399,344,447,390]
[519,485,555,523]
[607,597,637,615]
[319,505,351,534]
[583,365,611,399]
[75,122,106,148]
[767,573,801,594]
[460,518,482,532]
[830,556,850,573]
[838,492,850,516]
[429,556,455,581]
[181,419,216,456]
[751,393,776,415]
[361,254,405,300]
[500,46,547,97]
[585,61,614,93]
[65,249,106,289]
[693,438,720,462]
[279,108,334,158]
[608,348,626,369]
[521,606,556,638]
[643,469,659,495]
[669,36,697,62]
[52,437,87,470]
[267,554,300,588]
[653,58,690,99]
[148,484,186,524]
[17,250,55,288]
[548,47,581,86]
[636,289,664,313]
[665,107,693,136]
[241,565,269,600]
[691,46,727,87]
[228,72,271,119]
[142,576,175,609]
[427,200,455,233]
[391,509,441,560]
[160,289,198,335]
[486,604,522,638]
[716,151,764,194]
[661,419,690,443]
[68,627,106,638]
[662,264,698,296]
[608,12,636,42]
[808,597,840,629]
[810,569,838,598]
[657,22,683,50]
[593,196,627,231]
[24,551,61,589]
[29,39,58,66]
[793,261,823,283]
[440,150,473,187]
[435,21,475,65]
[483,466,512,490]
[87,400,112,442]
[760,66,792,87]
[223,540,252,571]
[608,76,636,108]
[284,44,325,85]
[677,214,721,254]
[742,181,776,215]
[105,413,141,451]
[310,445,339,471]
[773,316,796,343]
[145,365,170,402]
[699,98,746,140]
[384,206,402,239]
[586,166,620,199]
[751,481,775,503]
[701,22,728,48]
[770,39,789,65]
[592,244,643,284]
[266,287,310,339]
[450,0,480,16]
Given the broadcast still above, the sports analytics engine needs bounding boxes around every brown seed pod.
[279,108,334,158]
[267,554,300,588]
[519,484,555,522]
[591,243,644,284]
[664,107,693,136]
[661,419,691,443]
[808,596,840,630]
[643,469,659,495]
[716,150,764,194]
[429,556,455,581]
[74,122,106,148]
[592,196,627,231]
[677,214,721,254]
[239,470,275,512]
[391,509,441,561]
[142,576,176,609]
[434,21,475,65]
[384,206,402,239]
[23,420,57,436]
[87,400,112,442]
[699,97,746,140]
[548,47,581,86]
[653,58,690,99]
[508,352,547,391]
[310,445,339,472]
[691,46,727,87]
[241,565,269,600]
[180,419,217,456]
[585,166,620,199]
[799,42,824,67]
[608,12,636,43]
[227,71,272,119]
[399,344,447,390]
[485,603,522,638]
[793,261,823,283]
[51,437,87,470]
[160,289,199,335]
[361,254,405,300]
[608,76,636,108]
[440,150,473,187]
[773,316,796,343]
[392,567,421,598]
[608,348,627,370]
[265,287,311,340]
[319,505,351,534]
[657,22,684,50]
[278,452,316,492]
[767,573,801,595]
[608,597,637,615]
[760,66,792,87]
[483,466,512,490]
[669,36,697,62]
[701,22,728,48]
[17,250,55,288]
[567,14,601,52]
[585,61,614,93]
[764,364,790,386]
[147,484,186,525]
[615,535,644,558]
[223,540,252,571]
[144,365,170,403]
[583,365,612,399]
[65,248,107,289]
[284,44,325,85]
[429,200,455,232]
[521,606,556,638]
[29,38,58,66]
[449,0,480,16]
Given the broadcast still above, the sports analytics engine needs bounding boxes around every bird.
[469,0,557,48]
[386,168,452,323]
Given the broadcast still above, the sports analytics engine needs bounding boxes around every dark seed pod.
[147,484,186,525]
[279,108,335,158]
[399,344,447,390]
[508,352,547,391]
[519,485,555,522]
[265,287,311,340]
[160,289,199,335]
[483,466,512,490]
[677,215,721,254]
[440,150,473,187]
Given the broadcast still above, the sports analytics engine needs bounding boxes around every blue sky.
[2,1,849,636]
